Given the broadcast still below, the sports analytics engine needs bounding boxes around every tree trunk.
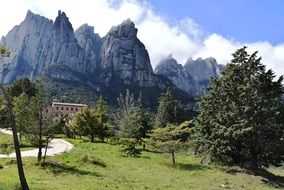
[171,151,176,165]
[91,134,95,143]
[0,85,29,190]
[250,147,258,171]
[19,126,22,146]
[37,111,43,162]
[43,137,50,163]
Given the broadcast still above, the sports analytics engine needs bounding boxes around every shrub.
[120,138,141,157]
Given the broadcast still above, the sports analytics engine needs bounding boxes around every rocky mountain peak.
[53,10,74,41]
[99,19,156,86]
[108,19,137,39]
[184,57,221,82]
[155,54,197,96]
[155,54,183,76]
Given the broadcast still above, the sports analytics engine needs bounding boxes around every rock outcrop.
[0,10,98,83]
[99,19,159,87]
[155,54,197,96]
[184,57,221,84]
[155,56,222,96]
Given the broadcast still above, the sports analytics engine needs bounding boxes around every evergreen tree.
[194,47,284,170]
[8,78,36,98]
[76,106,97,142]
[94,96,109,141]
[154,88,182,128]
[148,121,192,165]
[118,91,152,142]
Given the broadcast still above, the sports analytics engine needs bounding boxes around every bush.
[108,137,120,145]
[120,138,141,157]
[6,159,17,165]
[0,143,13,154]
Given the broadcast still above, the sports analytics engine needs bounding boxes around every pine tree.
[194,47,284,170]
[154,88,182,128]
[148,121,192,165]
[94,96,109,142]
[118,91,152,142]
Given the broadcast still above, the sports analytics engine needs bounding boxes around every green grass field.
[0,136,283,190]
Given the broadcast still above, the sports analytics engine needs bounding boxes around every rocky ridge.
[155,55,223,96]
[1,10,222,97]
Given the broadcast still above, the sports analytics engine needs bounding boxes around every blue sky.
[150,0,284,44]
[0,0,283,76]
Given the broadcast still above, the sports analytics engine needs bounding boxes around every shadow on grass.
[226,168,284,188]
[80,155,107,167]
[166,163,208,171]
[254,170,284,188]
[20,144,35,148]
[39,161,101,177]
[141,148,162,154]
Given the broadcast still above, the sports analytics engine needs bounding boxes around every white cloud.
[0,0,283,78]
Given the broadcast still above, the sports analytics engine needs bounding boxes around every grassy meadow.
[0,133,283,190]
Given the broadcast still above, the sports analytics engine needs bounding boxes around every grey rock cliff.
[0,10,97,83]
[99,19,159,87]
[0,10,221,97]
[184,57,221,83]
[155,56,222,96]
[155,54,197,96]
[75,24,101,71]
[0,10,53,83]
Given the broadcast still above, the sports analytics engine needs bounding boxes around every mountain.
[0,10,167,89]
[155,56,223,96]
[0,10,97,83]
[0,10,221,114]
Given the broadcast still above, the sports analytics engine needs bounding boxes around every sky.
[0,0,283,77]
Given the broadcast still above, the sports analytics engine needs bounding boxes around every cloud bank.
[0,0,283,77]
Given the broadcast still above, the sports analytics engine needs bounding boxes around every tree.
[0,45,29,189]
[154,88,182,128]
[13,93,37,144]
[148,121,192,165]
[94,96,109,142]
[76,106,98,142]
[194,47,284,170]
[8,78,36,98]
[14,81,55,162]
[70,97,110,142]
[120,100,152,142]
[117,91,152,147]
[1,78,36,134]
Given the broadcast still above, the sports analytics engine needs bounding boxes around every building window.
[71,108,73,111]
[61,107,63,110]
[66,107,68,111]
[61,114,64,117]
[75,108,78,111]
[56,107,59,110]
[65,114,68,117]
[45,109,48,113]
